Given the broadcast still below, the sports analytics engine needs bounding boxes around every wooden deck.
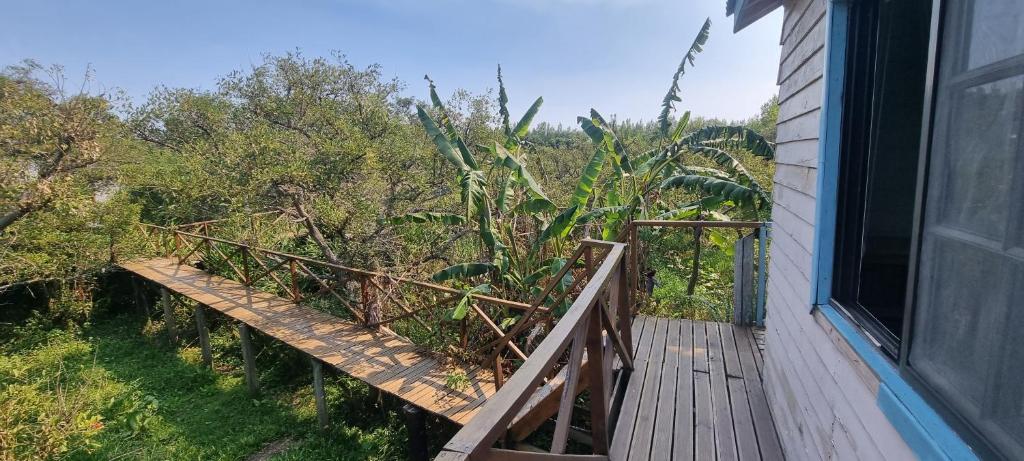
[120,257,496,425]
[610,316,783,460]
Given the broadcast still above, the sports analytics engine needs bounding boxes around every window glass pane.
[967,0,1024,69]
[910,0,1024,457]
[936,76,1023,240]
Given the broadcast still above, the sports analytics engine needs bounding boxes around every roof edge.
[728,0,783,32]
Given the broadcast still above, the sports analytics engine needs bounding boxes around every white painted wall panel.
[763,0,916,458]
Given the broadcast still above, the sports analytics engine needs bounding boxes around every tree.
[128,51,429,268]
[0,61,121,233]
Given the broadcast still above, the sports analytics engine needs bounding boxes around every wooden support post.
[627,223,639,315]
[311,358,329,431]
[194,305,213,367]
[755,226,769,326]
[131,276,151,317]
[402,403,429,461]
[584,306,610,454]
[238,323,259,394]
[161,288,177,344]
[733,233,755,325]
[614,258,631,359]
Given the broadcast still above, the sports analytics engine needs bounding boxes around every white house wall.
[764,0,916,458]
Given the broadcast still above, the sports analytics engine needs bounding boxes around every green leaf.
[578,206,628,224]
[513,197,557,215]
[388,212,466,226]
[458,169,488,220]
[537,204,580,245]
[660,174,761,209]
[495,143,548,200]
[658,18,711,138]
[417,105,468,172]
[512,97,544,140]
[431,263,495,282]
[572,143,608,208]
[684,125,775,159]
[671,111,691,141]
[451,283,492,320]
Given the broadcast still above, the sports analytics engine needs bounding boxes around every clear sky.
[1,0,782,126]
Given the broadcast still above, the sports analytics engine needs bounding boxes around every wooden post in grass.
[238,323,259,394]
[311,358,329,431]
[131,276,151,317]
[402,403,428,461]
[161,288,177,344]
[194,305,213,367]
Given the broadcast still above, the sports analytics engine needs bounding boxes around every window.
[833,0,932,357]
[832,0,1024,458]
[908,0,1024,457]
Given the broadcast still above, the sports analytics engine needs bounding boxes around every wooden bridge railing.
[134,223,618,390]
[437,240,632,460]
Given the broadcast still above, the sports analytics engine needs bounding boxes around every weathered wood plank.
[722,326,760,461]
[707,323,738,461]
[693,322,715,460]
[650,318,680,461]
[609,316,656,459]
[673,319,695,461]
[627,317,669,460]
[735,327,784,460]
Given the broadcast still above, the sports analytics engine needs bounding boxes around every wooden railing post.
[627,222,639,315]
[241,247,251,285]
[616,257,632,358]
[289,258,300,302]
[361,276,381,329]
[585,303,610,454]
[174,232,183,263]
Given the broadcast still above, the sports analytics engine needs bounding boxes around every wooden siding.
[764,0,916,458]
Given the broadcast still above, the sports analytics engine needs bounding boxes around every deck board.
[611,316,783,460]
[120,257,494,425]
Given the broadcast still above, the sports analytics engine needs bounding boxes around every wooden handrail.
[138,223,537,313]
[437,241,631,460]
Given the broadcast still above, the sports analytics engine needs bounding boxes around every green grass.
[0,314,419,460]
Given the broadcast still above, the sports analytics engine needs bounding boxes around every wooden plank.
[735,327,784,460]
[650,318,680,461]
[626,317,669,460]
[722,326,760,461]
[708,323,738,461]
[673,319,695,460]
[693,322,715,460]
[609,316,656,459]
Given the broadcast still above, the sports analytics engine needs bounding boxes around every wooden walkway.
[610,316,783,460]
[120,257,496,425]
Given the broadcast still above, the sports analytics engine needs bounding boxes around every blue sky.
[2,0,782,126]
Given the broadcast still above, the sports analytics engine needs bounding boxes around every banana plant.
[396,69,595,308]
[574,18,775,240]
